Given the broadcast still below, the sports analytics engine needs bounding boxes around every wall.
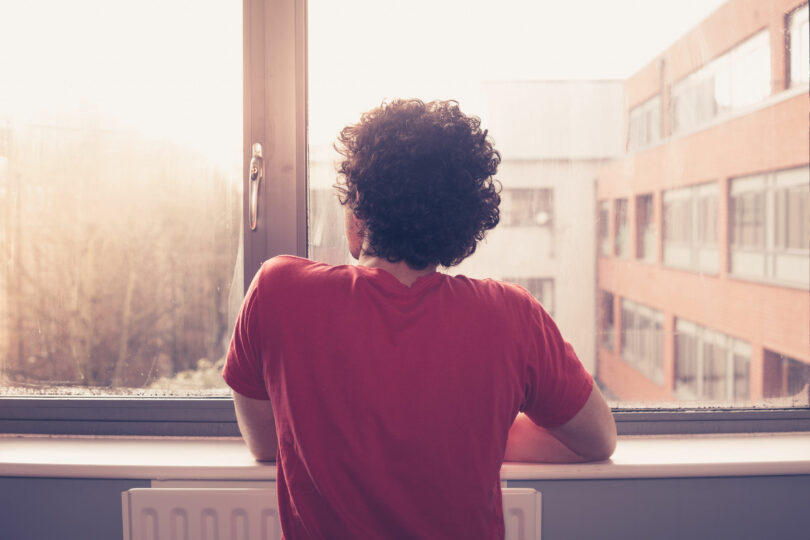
[2,475,808,540]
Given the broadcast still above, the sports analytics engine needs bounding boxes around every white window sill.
[1,432,809,481]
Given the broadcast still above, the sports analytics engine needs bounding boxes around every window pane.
[599,201,611,256]
[307,0,809,409]
[599,291,615,351]
[730,168,809,285]
[501,189,553,228]
[614,199,629,258]
[670,29,770,134]
[790,4,810,86]
[0,1,242,395]
[636,194,655,261]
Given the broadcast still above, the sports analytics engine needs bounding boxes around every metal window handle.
[249,142,263,231]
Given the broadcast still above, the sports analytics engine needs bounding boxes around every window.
[501,188,553,228]
[3,0,809,436]
[789,3,809,86]
[674,319,751,402]
[670,30,770,134]
[599,291,615,351]
[662,183,718,272]
[636,194,655,262]
[1,0,243,396]
[763,350,810,399]
[730,182,766,249]
[505,277,554,316]
[598,201,611,257]
[774,178,810,252]
[620,300,664,385]
[729,167,810,286]
[628,95,661,150]
[614,199,629,258]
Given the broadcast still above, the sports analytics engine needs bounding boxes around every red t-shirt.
[223,256,593,539]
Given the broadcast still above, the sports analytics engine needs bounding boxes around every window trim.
[1,398,809,436]
[1,0,807,439]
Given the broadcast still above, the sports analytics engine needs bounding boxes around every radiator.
[123,483,541,540]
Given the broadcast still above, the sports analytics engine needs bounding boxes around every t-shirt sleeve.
[519,293,594,428]
[222,268,270,400]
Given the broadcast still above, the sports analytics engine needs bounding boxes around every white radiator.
[123,483,541,540]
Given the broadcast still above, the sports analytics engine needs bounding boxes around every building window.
[636,194,655,262]
[614,199,629,258]
[628,95,661,150]
[763,350,810,398]
[789,3,809,87]
[670,30,770,134]
[598,201,611,257]
[674,319,751,401]
[620,299,664,385]
[500,188,553,228]
[775,179,810,251]
[505,277,554,316]
[662,183,718,273]
[599,291,615,351]
[730,183,766,249]
[729,167,810,286]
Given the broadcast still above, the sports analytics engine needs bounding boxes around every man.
[223,99,616,539]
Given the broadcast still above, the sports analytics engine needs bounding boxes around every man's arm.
[232,390,278,462]
[504,384,617,463]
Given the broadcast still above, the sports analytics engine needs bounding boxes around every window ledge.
[1,432,808,481]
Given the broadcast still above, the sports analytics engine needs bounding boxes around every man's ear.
[345,207,365,259]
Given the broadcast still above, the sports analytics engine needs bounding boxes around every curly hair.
[335,99,501,269]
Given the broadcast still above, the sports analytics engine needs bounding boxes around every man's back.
[224,255,593,539]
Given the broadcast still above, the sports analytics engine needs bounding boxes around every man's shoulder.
[448,274,537,310]
[260,254,316,273]
[256,255,349,289]
[258,255,329,277]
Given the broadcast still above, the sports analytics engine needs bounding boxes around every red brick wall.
[596,0,809,401]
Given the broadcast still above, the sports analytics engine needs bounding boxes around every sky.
[309,0,728,147]
[1,0,729,167]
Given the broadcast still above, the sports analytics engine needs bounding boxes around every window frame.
[669,28,771,135]
[1,0,808,438]
[788,3,809,87]
[662,182,719,273]
[729,167,810,287]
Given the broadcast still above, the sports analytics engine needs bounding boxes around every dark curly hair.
[335,99,501,269]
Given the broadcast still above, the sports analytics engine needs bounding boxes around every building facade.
[596,0,810,403]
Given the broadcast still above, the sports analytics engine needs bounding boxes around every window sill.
[1,432,808,481]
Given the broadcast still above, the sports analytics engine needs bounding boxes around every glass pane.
[790,4,810,86]
[307,0,809,409]
[0,1,243,396]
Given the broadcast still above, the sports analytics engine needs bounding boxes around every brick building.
[596,0,809,403]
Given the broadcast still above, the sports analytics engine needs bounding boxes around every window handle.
[249,142,263,230]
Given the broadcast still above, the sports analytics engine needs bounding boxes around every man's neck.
[358,254,437,288]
